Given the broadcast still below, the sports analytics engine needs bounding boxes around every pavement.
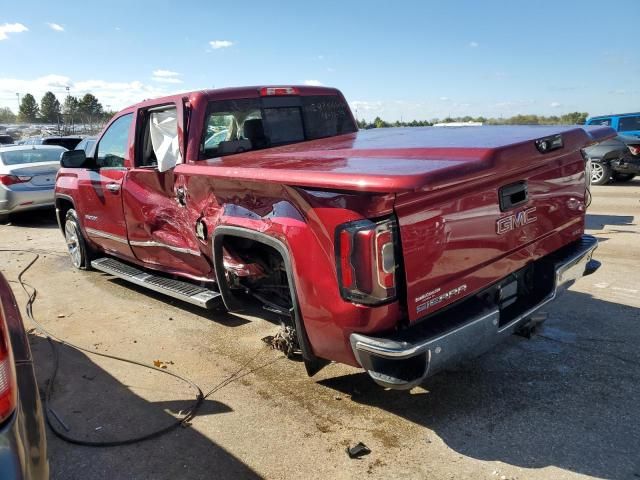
[0,179,638,480]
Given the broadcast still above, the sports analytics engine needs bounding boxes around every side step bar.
[91,257,221,309]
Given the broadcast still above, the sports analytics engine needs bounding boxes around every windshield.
[0,148,64,165]
[201,95,356,158]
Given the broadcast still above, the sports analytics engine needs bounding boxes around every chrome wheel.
[65,219,82,268]
[591,162,605,183]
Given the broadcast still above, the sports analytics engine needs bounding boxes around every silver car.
[0,145,65,222]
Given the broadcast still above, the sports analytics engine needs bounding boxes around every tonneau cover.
[180,125,614,193]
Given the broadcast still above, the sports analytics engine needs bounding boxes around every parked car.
[0,145,65,222]
[0,272,49,479]
[585,112,640,137]
[74,136,97,158]
[583,134,640,185]
[22,136,83,150]
[55,85,609,389]
[0,135,14,146]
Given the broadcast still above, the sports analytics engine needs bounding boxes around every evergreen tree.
[18,93,39,122]
[40,91,61,123]
[78,93,103,118]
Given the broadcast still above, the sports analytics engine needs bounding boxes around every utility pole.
[65,86,72,134]
[15,93,19,122]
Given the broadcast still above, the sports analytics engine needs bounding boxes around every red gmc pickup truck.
[54,86,611,389]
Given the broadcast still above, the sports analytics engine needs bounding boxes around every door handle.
[106,182,121,193]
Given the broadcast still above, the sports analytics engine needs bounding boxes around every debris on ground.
[153,360,175,369]
[261,326,298,358]
[346,442,371,459]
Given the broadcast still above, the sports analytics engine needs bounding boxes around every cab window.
[618,115,640,132]
[200,95,356,159]
[96,114,133,168]
[588,118,612,127]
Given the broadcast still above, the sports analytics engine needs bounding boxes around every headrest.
[244,118,265,139]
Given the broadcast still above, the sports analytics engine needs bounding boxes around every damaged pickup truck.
[54,86,611,389]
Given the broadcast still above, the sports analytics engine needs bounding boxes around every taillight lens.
[335,217,398,305]
[628,145,640,156]
[0,174,31,186]
[0,310,17,424]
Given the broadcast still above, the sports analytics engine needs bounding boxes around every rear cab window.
[200,94,356,159]
[135,104,182,169]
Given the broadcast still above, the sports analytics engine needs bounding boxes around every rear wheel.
[64,209,93,269]
[590,161,611,185]
[613,172,635,182]
[0,214,8,224]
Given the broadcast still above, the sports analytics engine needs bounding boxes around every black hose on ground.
[0,248,275,447]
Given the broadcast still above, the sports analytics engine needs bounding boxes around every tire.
[0,214,9,224]
[590,161,611,185]
[612,172,635,182]
[64,209,94,270]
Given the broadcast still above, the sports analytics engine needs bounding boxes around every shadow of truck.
[29,334,262,480]
[320,290,640,480]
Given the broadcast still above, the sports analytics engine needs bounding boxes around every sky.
[0,0,638,122]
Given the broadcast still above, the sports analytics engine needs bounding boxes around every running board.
[91,257,221,309]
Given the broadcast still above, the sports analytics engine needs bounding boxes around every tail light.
[0,308,17,424]
[335,217,398,305]
[260,87,299,96]
[628,145,640,156]
[0,174,31,186]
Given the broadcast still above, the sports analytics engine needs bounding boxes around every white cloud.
[0,23,28,40]
[152,77,183,84]
[152,69,180,78]
[303,80,324,86]
[209,40,234,49]
[469,41,479,48]
[550,102,561,108]
[47,23,64,32]
[440,96,450,101]
[0,74,180,111]
[350,101,384,112]
[151,70,182,83]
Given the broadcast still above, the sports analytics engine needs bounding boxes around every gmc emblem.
[496,207,537,235]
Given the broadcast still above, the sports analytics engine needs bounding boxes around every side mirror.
[60,150,88,168]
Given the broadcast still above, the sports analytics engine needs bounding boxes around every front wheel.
[590,161,611,185]
[64,209,94,269]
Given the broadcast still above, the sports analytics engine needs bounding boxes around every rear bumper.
[611,156,640,174]
[349,235,600,389]
[0,185,55,215]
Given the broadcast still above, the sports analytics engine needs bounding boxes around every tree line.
[0,91,116,128]
[357,112,589,129]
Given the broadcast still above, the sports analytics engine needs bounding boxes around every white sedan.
[0,145,66,222]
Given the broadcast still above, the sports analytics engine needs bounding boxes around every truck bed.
[180,125,613,193]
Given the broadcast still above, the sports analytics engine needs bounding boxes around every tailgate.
[395,131,593,323]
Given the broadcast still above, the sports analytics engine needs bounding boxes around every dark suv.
[23,136,83,150]
[583,135,640,185]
